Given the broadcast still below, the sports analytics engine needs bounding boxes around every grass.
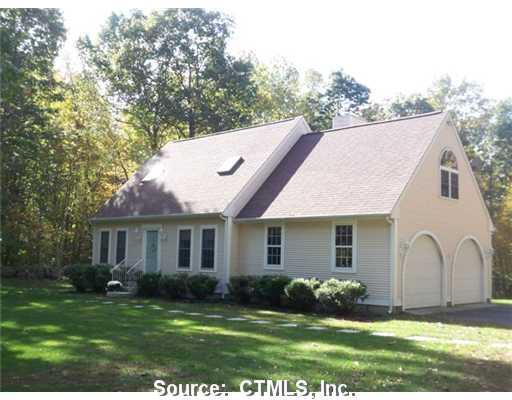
[1,279,511,392]
[493,298,512,306]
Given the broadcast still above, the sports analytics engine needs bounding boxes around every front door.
[145,230,159,273]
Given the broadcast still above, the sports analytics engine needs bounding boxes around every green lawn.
[1,279,511,392]
[493,298,512,306]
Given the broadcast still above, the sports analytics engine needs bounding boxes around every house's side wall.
[395,119,493,306]
[92,216,227,289]
[236,218,391,306]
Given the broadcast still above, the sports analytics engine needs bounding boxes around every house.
[91,111,494,311]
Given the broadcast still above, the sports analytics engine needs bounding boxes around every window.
[177,227,192,270]
[265,226,283,268]
[440,150,459,199]
[115,230,127,264]
[200,226,216,270]
[100,230,110,264]
[332,223,357,272]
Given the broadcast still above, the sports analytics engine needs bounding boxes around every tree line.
[1,9,511,296]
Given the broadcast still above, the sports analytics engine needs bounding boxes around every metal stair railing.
[126,259,144,283]
[111,259,126,282]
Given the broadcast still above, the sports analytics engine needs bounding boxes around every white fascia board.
[222,116,311,217]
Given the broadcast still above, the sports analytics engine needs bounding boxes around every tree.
[79,9,257,153]
[298,69,326,131]
[429,76,493,148]
[0,9,66,266]
[41,72,130,266]
[388,94,435,117]
[251,59,301,123]
[324,69,370,116]
[476,99,512,219]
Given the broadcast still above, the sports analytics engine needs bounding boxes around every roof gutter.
[90,212,221,224]
[235,213,390,223]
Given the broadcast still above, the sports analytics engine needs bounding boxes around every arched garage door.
[453,239,484,305]
[404,234,443,309]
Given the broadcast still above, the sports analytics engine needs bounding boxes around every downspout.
[386,216,396,314]
[220,214,232,298]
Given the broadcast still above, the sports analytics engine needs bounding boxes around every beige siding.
[92,217,226,287]
[396,119,493,306]
[237,218,391,305]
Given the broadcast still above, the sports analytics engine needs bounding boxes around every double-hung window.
[177,227,192,270]
[115,230,127,265]
[440,150,459,199]
[200,226,216,271]
[332,223,356,272]
[99,230,110,264]
[265,226,283,268]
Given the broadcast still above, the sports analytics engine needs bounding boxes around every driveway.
[432,304,512,328]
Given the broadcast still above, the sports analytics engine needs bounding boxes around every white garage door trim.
[402,230,447,310]
[451,235,486,305]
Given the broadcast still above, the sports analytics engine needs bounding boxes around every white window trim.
[142,227,162,273]
[439,149,459,200]
[440,166,459,200]
[264,224,285,270]
[115,229,128,265]
[199,225,218,272]
[176,225,193,271]
[331,220,358,273]
[99,229,112,265]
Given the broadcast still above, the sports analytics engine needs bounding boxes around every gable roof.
[237,111,447,220]
[93,117,302,220]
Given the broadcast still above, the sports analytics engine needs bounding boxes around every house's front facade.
[91,112,494,311]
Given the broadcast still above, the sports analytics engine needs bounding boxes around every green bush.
[137,273,161,297]
[64,264,112,293]
[65,264,91,292]
[253,275,292,306]
[159,273,189,299]
[93,264,112,293]
[284,278,321,311]
[187,274,218,300]
[228,275,255,304]
[316,279,368,314]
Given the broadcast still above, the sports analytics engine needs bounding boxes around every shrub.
[228,275,255,304]
[64,264,112,293]
[65,264,91,292]
[137,273,161,297]
[160,273,189,300]
[92,264,112,293]
[252,275,292,306]
[187,274,218,300]
[316,279,368,314]
[284,278,321,311]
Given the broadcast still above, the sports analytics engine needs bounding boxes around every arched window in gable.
[440,150,459,199]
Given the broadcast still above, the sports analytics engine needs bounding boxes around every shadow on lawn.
[2,285,512,392]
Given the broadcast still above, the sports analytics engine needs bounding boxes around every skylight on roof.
[217,156,244,175]
[142,164,165,182]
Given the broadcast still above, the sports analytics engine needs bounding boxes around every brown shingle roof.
[94,117,301,219]
[237,112,446,219]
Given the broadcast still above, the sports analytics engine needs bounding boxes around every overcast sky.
[55,0,511,102]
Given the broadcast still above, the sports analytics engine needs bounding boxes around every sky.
[53,0,511,102]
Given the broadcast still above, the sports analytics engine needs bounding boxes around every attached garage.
[453,238,484,305]
[404,234,443,309]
